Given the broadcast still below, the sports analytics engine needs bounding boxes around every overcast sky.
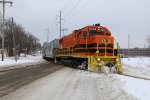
[1,0,150,48]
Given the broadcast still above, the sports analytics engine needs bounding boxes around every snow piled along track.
[117,57,150,100]
[118,75,150,100]
[121,57,150,80]
[0,67,136,100]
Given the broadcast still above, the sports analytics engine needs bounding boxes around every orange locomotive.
[56,24,123,73]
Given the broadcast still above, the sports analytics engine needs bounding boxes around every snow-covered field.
[117,57,150,100]
[122,57,150,69]
[0,54,44,67]
[118,75,150,100]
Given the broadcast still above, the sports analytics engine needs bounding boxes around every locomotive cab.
[80,26,116,56]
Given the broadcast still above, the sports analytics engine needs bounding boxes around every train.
[42,24,123,73]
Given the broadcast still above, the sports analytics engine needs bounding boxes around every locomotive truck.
[42,24,123,73]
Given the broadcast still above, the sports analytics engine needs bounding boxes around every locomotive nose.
[94,36,114,45]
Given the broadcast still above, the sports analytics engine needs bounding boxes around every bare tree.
[5,18,15,56]
[4,18,41,57]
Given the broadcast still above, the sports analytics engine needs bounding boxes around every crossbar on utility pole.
[0,0,13,61]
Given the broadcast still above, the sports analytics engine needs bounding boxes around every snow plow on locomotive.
[42,24,123,74]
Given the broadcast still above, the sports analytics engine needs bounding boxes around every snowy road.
[0,63,62,98]
[0,67,137,100]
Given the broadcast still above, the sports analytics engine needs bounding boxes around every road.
[0,62,62,98]
[0,67,137,100]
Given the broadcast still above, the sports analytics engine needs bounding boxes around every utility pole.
[128,34,130,61]
[12,17,17,61]
[0,0,13,61]
[35,39,37,53]
[57,11,64,39]
[144,44,145,56]
[59,11,62,39]
[62,29,67,36]
[45,28,49,44]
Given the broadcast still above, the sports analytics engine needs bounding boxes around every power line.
[14,6,58,40]
[62,0,91,32]
[12,6,50,25]
[73,0,90,17]
[62,0,74,12]
[64,0,81,18]
[67,0,91,21]
[22,6,51,23]
[10,6,56,40]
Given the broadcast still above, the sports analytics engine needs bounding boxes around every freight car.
[42,39,59,61]
[42,24,123,73]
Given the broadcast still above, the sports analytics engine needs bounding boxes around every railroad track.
[0,62,62,98]
[120,73,150,80]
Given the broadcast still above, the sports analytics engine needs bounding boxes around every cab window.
[90,32,94,36]
[106,33,111,36]
[82,31,87,38]
[97,31,104,35]
[90,31,96,36]
[97,28,105,35]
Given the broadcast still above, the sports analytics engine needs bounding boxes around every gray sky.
[2,0,150,48]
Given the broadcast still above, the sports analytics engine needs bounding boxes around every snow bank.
[118,75,150,100]
[0,55,44,67]
[120,57,150,100]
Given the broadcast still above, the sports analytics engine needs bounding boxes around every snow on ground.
[0,67,136,100]
[122,57,150,69]
[0,54,44,67]
[118,75,150,100]
[0,55,150,100]
[122,57,150,79]
[117,57,150,100]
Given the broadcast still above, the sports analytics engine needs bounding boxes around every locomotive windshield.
[89,28,111,36]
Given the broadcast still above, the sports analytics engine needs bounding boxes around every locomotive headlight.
[97,58,101,61]
[116,58,119,61]
[98,27,100,31]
